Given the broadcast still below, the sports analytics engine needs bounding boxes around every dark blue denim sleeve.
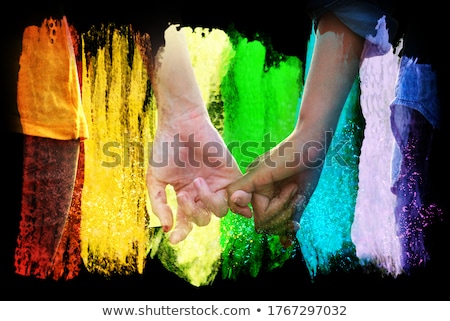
[305,0,398,44]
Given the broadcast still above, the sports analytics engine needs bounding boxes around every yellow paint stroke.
[184,26,235,109]
[80,24,154,275]
[80,24,234,286]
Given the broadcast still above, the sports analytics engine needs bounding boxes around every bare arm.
[227,12,364,245]
[146,25,243,244]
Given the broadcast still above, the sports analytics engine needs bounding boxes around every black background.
[1,2,448,302]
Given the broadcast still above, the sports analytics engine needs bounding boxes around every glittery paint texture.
[351,45,403,276]
[81,24,153,275]
[297,30,364,278]
[220,30,302,279]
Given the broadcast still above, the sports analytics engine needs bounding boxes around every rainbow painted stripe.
[16,22,417,286]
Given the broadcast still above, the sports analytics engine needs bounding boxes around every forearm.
[257,12,364,181]
[295,12,364,146]
[153,24,208,126]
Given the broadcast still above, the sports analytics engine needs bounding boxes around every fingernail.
[193,177,203,189]
[290,185,299,198]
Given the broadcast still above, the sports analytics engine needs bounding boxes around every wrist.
[157,106,212,138]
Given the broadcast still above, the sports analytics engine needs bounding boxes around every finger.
[146,176,174,232]
[251,192,270,220]
[267,195,305,237]
[169,191,210,244]
[177,191,211,227]
[279,235,296,248]
[168,211,193,244]
[226,170,257,218]
[230,190,252,207]
[229,190,253,218]
[226,172,256,202]
[292,193,307,222]
[279,221,300,248]
[253,183,298,222]
[253,183,298,233]
[194,177,228,217]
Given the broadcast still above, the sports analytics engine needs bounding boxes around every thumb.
[194,177,228,217]
[226,173,256,218]
[229,190,253,218]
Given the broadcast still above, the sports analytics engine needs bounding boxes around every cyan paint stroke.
[296,28,364,278]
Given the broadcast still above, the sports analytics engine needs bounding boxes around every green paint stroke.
[220,30,303,279]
